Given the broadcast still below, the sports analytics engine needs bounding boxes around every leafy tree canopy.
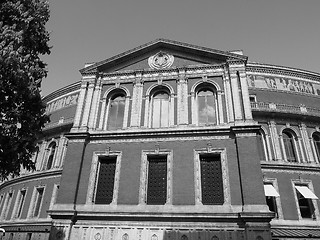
[0,0,50,180]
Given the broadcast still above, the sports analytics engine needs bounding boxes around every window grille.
[95,157,117,204]
[147,156,167,205]
[200,155,224,205]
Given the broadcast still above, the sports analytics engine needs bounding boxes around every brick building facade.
[0,39,320,240]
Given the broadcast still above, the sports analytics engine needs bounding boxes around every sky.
[41,0,320,96]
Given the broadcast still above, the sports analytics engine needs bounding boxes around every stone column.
[73,81,89,129]
[223,67,234,123]
[80,79,96,129]
[177,70,189,125]
[300,123,314,162]
[268,121,282,161]
[217,91,224,124]
[229,70,243,121]
[238,70,253,120]
[88,78,102,130]
[279,134,287,162]
[36,141,47,171]
[130,72,144,127]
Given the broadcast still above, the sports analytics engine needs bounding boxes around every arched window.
[282,131,297,162]
[46,142,56,170]
[194,83,218,126]
[151,90,170,128]
[312,132,320,161]
[107,93,126,130]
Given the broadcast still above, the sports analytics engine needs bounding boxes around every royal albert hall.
[1,39,320,240]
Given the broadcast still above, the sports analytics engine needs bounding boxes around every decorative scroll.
[247,75,320,96]
[46,93,79,113]
[148,52,174,69]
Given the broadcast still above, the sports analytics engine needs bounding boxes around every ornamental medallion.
[148,52,174,69]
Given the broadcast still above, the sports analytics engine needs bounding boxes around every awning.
[264,184,280,197]
[295,185,318,199]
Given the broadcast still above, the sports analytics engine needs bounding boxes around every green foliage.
[0,0,50,180]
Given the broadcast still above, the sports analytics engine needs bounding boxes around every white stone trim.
[11,187,27,219]
[299,124,314,163]
[88,82,102,130]
[193,148,230,206]
[224,67,234,123]
[0,190,14,220]
[139,149,173,205]
[291,179,319,221]
[49,184,60,211]
[73,82,89,128]
[81,82,95,128]
[229,71,242,120]
[86,150,122,205]
[263,178,283,219]
[27,185,46,219]
[268,121,282,161]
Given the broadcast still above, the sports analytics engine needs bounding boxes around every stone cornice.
[247,62,320,82]
[99,63,225,81]
[0,169,62,189]
[42,81,81,103]
[261,161,320,173]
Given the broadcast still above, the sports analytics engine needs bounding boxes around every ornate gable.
[79,39,247,75]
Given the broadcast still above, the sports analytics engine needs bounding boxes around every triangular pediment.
[80,39,247,75]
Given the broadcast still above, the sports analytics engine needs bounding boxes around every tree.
[0,0,50,180]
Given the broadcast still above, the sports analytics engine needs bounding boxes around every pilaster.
[130,72,143,127]
[223,66,234,123]
[300,123,314,162]
[80,78,96,129]
[238,70,253,120]
[88,78,102,130]
[177,69,189,125]
[268,121,282,161]
[72,81,89,129]
[227,62,243,121]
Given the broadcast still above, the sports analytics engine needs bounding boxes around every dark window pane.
[95,157,117,204]
[34,188,44,217]
[296,190,313,218]
[200,155,224,205]
[266,196,278,217]
[147,156,167,205]
[283,132,297,162]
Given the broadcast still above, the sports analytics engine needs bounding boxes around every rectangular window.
[16,190,26,218]
[147,156,167,205]
[26,233,32,240]
[33,188,44,217]
[295,185,318,219]
[1,192,13,220]
[264,183,280,218]
[95,157,117,204]
[200,154,224,205]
